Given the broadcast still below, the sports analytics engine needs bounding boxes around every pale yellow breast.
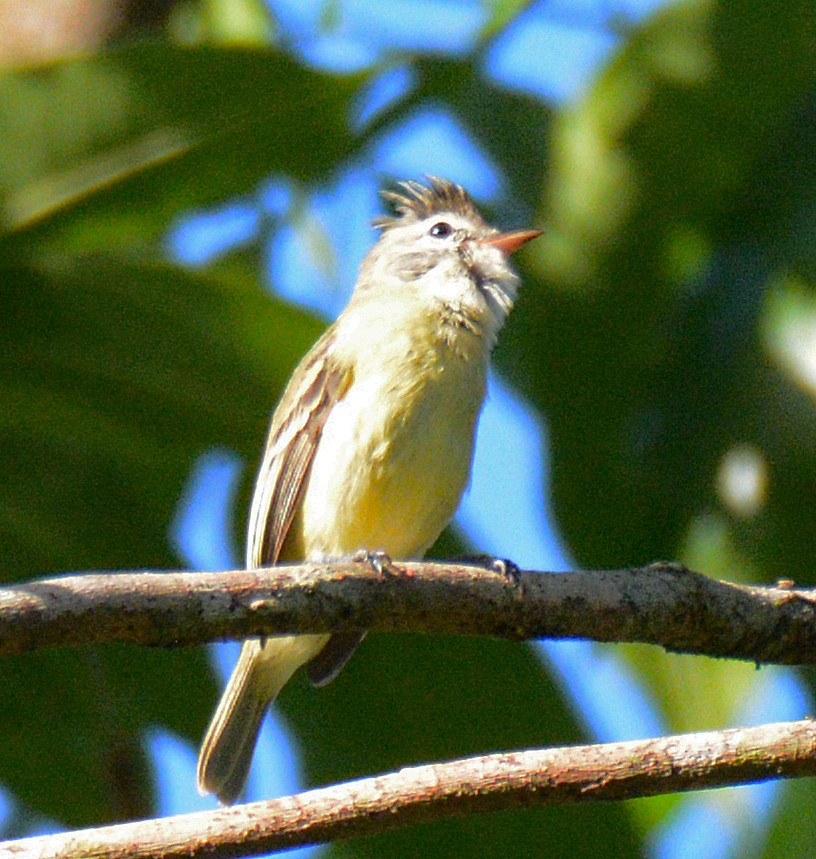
[299,298,489,560]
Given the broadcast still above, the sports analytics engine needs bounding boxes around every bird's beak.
[480,229,542,255]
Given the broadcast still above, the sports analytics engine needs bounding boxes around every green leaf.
[493,0,816,848]
[760,778,816,859]
[503,0,816,568]
[0,254,323,824]
[399,56,551,217]
[289,635,640,859]
[479,0,535,42]
[0,43,359,249]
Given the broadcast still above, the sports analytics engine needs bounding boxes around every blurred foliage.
[0,0,815,857]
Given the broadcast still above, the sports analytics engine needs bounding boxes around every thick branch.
[6,718,816,859]
[1,561,815,664]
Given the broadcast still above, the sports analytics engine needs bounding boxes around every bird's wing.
[246,328,352,567]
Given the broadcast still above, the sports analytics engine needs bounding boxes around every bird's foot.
[353,548,398,576]
[453,553,523,586]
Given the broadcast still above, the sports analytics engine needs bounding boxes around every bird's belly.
[299,354,485,559]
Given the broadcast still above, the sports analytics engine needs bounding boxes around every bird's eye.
[429,221,453,239]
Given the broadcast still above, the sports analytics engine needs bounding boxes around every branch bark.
[5,718,816,859]
[1,561,815,664]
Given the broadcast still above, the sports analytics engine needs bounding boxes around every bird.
[196,176,540,804]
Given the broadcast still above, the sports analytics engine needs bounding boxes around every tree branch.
[1,561,815,664]
[5,718,816,859]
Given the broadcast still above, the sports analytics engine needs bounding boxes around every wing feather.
[246,328,351,567]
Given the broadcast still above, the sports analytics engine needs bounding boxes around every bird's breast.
[299,317,488,560]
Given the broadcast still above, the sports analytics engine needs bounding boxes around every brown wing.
[246,327,351,568]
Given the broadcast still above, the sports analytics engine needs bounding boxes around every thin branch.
[1,561,815,664]
[6,718,816,859]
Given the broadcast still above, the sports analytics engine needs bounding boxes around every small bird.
[196,177,540,804]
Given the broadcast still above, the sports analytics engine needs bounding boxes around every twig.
[5,718,816,859]
[1,561,815,664]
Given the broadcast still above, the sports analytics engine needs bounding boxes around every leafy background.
[1,0,816,856]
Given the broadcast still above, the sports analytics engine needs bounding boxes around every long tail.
[197,634,328,805]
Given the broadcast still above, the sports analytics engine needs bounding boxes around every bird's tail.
[197,634,328,805]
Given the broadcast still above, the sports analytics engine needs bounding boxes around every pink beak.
[480,229,542,255]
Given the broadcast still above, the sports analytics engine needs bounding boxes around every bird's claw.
[353,549,397,576]
[489,557,522,585]
[452,553,523,586]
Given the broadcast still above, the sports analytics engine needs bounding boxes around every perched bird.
[197,177,540,804]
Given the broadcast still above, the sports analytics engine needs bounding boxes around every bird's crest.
[374,176,484,231]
